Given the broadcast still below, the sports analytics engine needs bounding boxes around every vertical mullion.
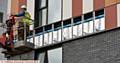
[43,27,45,46]
[93,11,95,32]
[82,14,84,36]
[61,21,63,41]
[57,29,59,42]
[48,32,49,45]
[77,24,79,36]
[88,21,90,33]
[52,24,54,44]
[46,0,48,24]
[61,0,63,41]
[71,18,73,38]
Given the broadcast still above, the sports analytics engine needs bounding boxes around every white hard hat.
[21,5,26,9]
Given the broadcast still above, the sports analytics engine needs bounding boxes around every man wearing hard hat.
[12,5,32,40]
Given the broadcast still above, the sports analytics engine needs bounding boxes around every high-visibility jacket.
[21,11,32,26]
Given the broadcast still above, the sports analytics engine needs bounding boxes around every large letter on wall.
[83,0,93,14]
[63,0,72,20]
[105,5,117,30]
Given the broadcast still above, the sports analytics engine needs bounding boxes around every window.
[36,47,62,63]
[73,16,82,38]
[0,12,3,23]
[48,0,61,24]
[44,24,53,45]
[63,19,72,40]
[41,9,47,25]
[48,47,62,63]
[35,36,39,47]
[83,0,93,14]
[83,12,93,35]
[35,27,44,47]
[37,52,46,63]
[53,22,62,43]
[39,0,47,8]
[35,0,48,27]
[95,9,105,32]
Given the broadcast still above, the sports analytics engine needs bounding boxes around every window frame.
[0,12,3,23]
[35,0,48,27]
[95,9,105,31]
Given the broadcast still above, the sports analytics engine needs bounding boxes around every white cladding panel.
[117,4,120,27]
[63,0,72,20]
[83,0,93,14]
[48,0,61,24]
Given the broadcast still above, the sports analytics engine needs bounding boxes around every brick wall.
[63,28,120,63]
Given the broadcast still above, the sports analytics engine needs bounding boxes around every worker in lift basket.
[12,5,32,41]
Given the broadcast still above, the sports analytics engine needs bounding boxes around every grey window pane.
[44,33,49,45]
[38,52,46,63]
[100,17,105,30]
[89,20,93,33]
[42,9,47,26]
[94,17,105,32]
[40,0,46,8]
[48,47,62,63]
[39,9,47,26]
[35,36,39,48]
[48,0,61,24]
[83,22,89,35]
[78,24,82,36]
[0,12,3,23]
[38,11,42,26]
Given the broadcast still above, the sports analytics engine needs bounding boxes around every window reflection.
[53,22,62,42]
[44,25,53,45]
[73,25,77,37]
[33,8,105,48]
[89,20,93,33]
[78,24,82,36]
[44,33,49,45]
[36,47,62,63]
[39,34,43,46]
[95,9,105,32]
[29,37,33,43]
[48,32,52,44]
[48,47,62,63]
[53,31,58,43]
[48,0,61,24]
[35,36,39,48]
[39,0,46,8]
[83,12,93,35]
[73,16,82,37]
[63,27,72,40]
[37,52,46,63]
[27,37,30,43]
[63,19,72,40]
[83,22,89,34]
[42,9,47,26]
